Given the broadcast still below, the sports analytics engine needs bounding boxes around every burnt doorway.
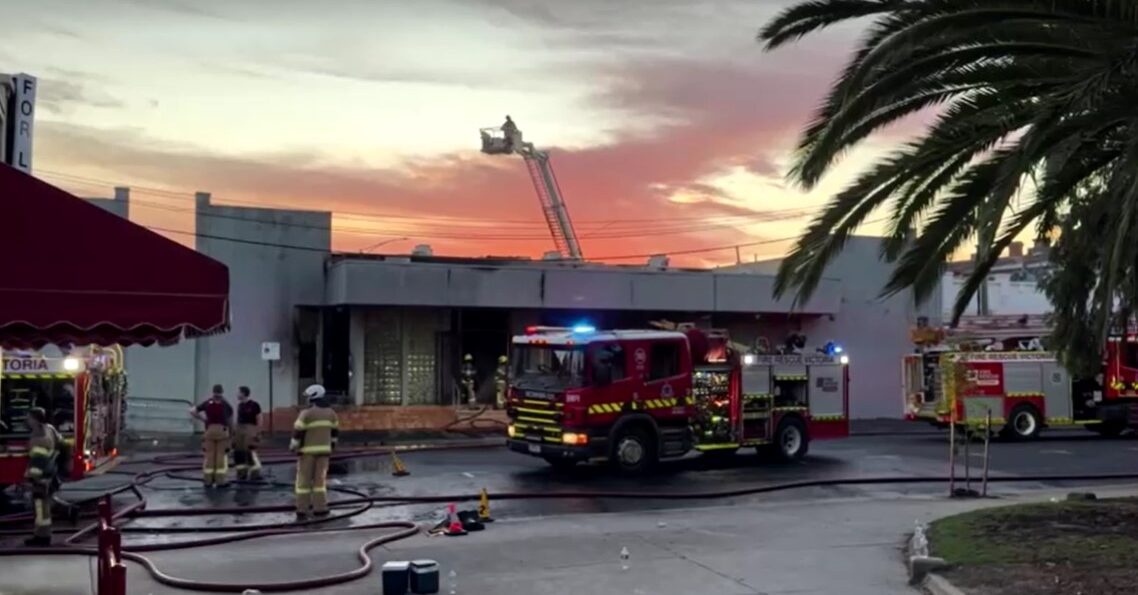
[456,308,511,405]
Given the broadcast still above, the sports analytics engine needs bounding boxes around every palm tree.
[758,0,1138,365]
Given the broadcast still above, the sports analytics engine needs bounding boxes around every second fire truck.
[0,347,127,492]
[903,316,1138,439]
[505,325,850,472]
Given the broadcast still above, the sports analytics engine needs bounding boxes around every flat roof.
[324,255,842,315]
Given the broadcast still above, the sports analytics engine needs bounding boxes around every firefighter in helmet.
[291,384,339,520]
[190,385,233,488]
[461,353,477,407]
[494,355,509,409]
[501,115,519,151]
[23,407,61,546]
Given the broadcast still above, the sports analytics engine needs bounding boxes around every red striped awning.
[0,166,229,348]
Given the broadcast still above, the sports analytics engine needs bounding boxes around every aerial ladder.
[480,118,584,261]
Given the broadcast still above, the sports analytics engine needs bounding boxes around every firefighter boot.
[248,450,263,480]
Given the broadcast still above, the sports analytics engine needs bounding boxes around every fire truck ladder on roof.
[480,123,584,261]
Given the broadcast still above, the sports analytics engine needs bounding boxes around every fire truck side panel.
[742,364,771,395]
[808,362,850,439]
[1003,361,1043,395]
[739,364,772,444]
[1041,361,1074,424]
[751,354,850,440]
[807,362,844,418]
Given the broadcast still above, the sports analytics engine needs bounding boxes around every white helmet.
[303,384,326,401]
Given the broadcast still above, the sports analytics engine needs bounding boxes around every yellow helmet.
[463,353,473,361]
[498,355,507,363]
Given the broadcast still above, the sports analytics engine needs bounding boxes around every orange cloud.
[36,45,924,267]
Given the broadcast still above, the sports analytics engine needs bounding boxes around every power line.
[122,194,815,242]
[146,220,893,262]
[40,169,819,230]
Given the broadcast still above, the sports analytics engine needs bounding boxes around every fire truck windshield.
[512,344,587,390]
[0,376,76,437]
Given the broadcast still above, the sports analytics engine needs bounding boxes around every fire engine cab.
[505,325,850,472]
[903,316,1138,439]
[0,347,127,489]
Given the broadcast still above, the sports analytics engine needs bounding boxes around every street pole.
[267,360,274,434]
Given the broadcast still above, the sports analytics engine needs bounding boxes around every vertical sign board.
[6,74,36,173]
[0,76,11,165]
[260,342,281,362]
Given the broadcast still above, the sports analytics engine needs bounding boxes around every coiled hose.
[0,441,1137,593]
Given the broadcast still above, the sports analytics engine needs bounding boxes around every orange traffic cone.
[391,451,410,477]
[444,503,467,537]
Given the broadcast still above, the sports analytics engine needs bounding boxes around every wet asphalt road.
[33,428,1137,546]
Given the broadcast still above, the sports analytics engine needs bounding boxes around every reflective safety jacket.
[25,425,62,482]
[290,406,339,455]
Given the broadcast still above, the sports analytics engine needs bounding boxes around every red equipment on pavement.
[96,497,127,595]
[504,325,850,472]
[902,315,1138,439]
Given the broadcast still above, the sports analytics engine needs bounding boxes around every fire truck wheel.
[610,425,657,474]
[1003,404,1042,440]
[774,417,809,461]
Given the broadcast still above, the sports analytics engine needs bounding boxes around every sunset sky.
[4,0,927,266]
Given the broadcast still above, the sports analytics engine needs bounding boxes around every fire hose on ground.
[0,441,1137,593]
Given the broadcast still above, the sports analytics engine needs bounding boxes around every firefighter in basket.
[494,355,509,409]
[190,385,233,488]
[291,384,339,520]
[461,354,477,407]
[233,386,263,480]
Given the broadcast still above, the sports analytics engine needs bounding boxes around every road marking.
[462,472,475,478]
[1039,449,1072,455]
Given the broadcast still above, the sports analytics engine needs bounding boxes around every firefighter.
[501,115,519,151]
[461,354,477,407]
[494,355,508,409]
[291,384,339,520]
[23,407,61,546]
[233,386,263,480]
[190,385,233,488]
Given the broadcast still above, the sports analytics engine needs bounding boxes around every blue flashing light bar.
[571,324,596,334]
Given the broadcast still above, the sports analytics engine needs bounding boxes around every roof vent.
[542,250,563,261]
[647,254,669,268]
[411,244,433,256]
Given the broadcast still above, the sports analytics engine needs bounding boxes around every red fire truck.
[505,325,850,472]
[0,347,127,489]
[902,317,1138,439]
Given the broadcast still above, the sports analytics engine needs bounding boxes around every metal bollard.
[981,410,992,497]
[963,424,971,493]
[948,413,956,497]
